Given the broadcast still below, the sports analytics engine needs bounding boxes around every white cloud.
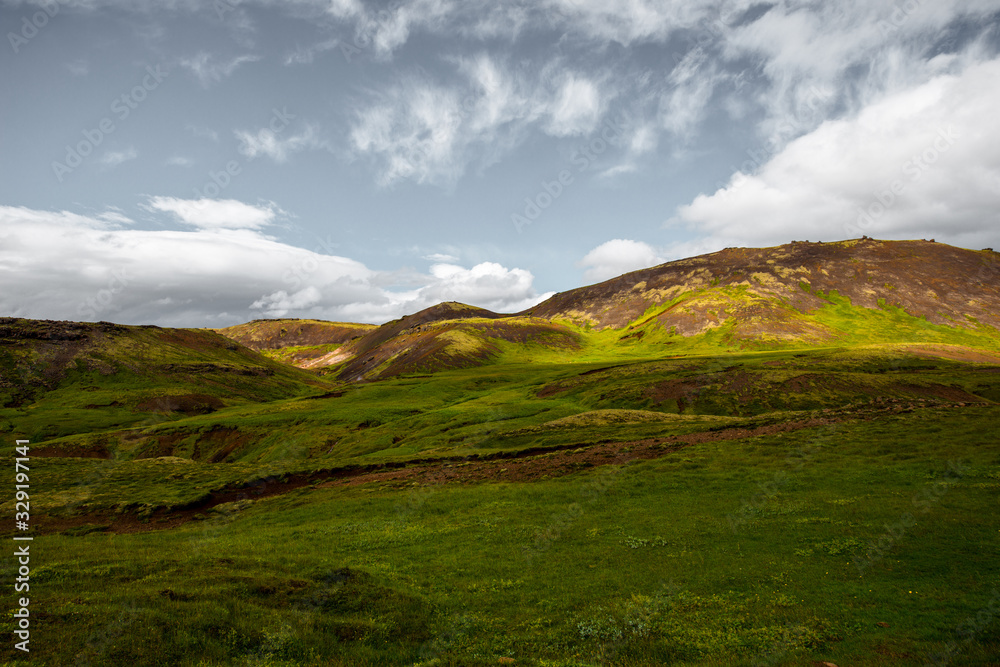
[251,286,323,314]
[349,76,468,186]
[660,49,721,139]
[541,0,695,45]
[145,197,280,230]
[546,75,602,137]
[356,0,454,59]
[166,156,194,167]
[717,0,1000,151]
[180,52,260,87]
[421,262,538,309]
[235,125,322,163]
[96,207,132,225]
[100,147,138,168]
[349,56,614,185]
[424,252,460,263]
[327,0,364,20]
[59,0,993,192]
[579,239,664,283]
[0,204,548,326]
[668,57,1000,258]
[333,0,1000,186]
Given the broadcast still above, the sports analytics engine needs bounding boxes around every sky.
[1,0,999,327]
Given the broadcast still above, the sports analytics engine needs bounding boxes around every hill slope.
[326,303,578,381]
[215,318,376,366]
[521,238,1000,338]
[0,318,329,445]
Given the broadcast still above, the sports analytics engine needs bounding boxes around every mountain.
[521,237,1000,338]
[227,239,1000,378]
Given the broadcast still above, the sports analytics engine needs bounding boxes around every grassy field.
[2,402,998,665]
[2,306,999,665]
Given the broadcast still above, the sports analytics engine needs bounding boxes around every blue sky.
[2,0,999,326]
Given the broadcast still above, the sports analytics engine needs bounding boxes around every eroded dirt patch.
[904,345,1000,364]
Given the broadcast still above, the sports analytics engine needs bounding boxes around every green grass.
[2,310,1000,665]
[3,406,999,665]
[13,344,1000,466]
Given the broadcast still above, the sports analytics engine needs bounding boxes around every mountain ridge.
[224,238,1000,379]
[520,237,1000,331]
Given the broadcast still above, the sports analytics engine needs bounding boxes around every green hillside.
[0,318,331,447]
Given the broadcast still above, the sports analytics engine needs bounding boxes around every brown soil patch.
[889,382,984,402]
[31,444,111,459]
[645,379,703,411]
[135,393,225,415]
[904,345,1000,364]
[536,382,571,398]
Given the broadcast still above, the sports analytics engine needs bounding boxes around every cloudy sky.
[2,0,999,326]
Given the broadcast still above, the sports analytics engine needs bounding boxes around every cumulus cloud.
[579,239,664,283]
[421,262,539,309]
[667,56,1000,258]
[0,203,548,326]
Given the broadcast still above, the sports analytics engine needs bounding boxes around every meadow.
[2,334,999,665]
